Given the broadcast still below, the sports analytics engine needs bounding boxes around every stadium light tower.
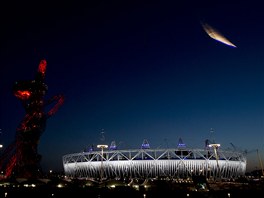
[208,143,221,177]
[97,144,108,182]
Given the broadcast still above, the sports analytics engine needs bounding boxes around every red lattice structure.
[0,59,64,179]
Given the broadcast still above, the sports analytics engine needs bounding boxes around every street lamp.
[97,144,108,182]
[0,129,2,149]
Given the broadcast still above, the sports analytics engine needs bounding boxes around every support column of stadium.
[97,144,108,182]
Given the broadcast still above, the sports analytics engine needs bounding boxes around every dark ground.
[1,179,264,198]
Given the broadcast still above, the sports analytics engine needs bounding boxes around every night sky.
[1,1,263,173]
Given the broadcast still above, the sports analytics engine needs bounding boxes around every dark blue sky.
[1,1,263,172]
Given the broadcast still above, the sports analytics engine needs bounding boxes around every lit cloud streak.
[201,22,237,48]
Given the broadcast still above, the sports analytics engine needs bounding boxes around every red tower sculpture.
[0,59,64,179]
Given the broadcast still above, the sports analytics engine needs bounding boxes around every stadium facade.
[62,139,247,180]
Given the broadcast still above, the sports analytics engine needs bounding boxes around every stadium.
[62,139,247,181]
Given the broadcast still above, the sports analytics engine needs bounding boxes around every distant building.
[62,139,246,180]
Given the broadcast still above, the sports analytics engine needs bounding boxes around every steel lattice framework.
[63,147,246,180]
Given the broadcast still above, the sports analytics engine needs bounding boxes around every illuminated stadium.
[62,139,247,180]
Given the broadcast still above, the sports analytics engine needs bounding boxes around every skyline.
[1,1,264,173]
